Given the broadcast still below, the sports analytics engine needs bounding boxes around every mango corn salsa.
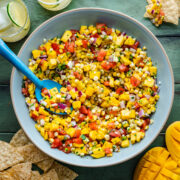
[22,23,159,159]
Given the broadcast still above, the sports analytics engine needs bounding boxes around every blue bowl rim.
[10,7,174,167]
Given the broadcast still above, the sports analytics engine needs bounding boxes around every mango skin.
[166,121,180,164]
[133,147,180,180]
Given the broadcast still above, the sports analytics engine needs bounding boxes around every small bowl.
[10,8,174,167]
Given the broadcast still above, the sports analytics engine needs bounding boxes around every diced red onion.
[122,32,126,36]
[66,94,71,100]
[120,101,125,109]
[139,109,144,118]
[145,95,150,99]
[108,56,114,62]
[151,10,154,14]
[58,103,67,109]
[74,87,78,91]
[153,92,158,96]
[145,71,150,75]
[78,91,82,96]
[66,81,70,85]
[39,55,47,59]
[93,38,97,44]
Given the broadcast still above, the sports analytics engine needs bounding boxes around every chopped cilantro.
[122,136,127,140]
[80,134,86,140]
[130,54,133,60]
[58,63,66,71]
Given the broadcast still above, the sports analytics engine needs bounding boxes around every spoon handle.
[0,39,43,88]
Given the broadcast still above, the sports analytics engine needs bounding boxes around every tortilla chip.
[161,0,179,25]
[41,169,59,180]
[51,162,78,180]
[144,4,154,18]
[145,0,179,25]
[0,162,32,180]
[31,171,41,180]
[0,141,24,171]
[16,144,49,163]
[10,129,31,147]
[36,158,54,172]
[174,0,180,17]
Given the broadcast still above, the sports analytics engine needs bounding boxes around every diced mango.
[61,30,72,42]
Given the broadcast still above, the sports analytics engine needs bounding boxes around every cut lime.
[39,0,59,8]
[7,1,28,27]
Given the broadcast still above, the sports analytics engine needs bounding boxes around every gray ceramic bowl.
[10,8,174,167]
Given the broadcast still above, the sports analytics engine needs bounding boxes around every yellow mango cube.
[72,101,81,109]
[49,59,57,69]
[143,77,155,87]
[61,30,72,42]
[121,140,130,148]
[32,50,41,59]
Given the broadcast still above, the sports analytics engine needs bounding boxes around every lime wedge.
[39,0,59,8]
[7,1,28,27]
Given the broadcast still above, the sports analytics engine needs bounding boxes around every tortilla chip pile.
[0,129,78,180]
[144,0,180,26]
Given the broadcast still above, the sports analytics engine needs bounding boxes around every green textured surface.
[0,0,180,179]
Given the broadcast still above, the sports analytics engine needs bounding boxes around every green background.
[0,0,180,179]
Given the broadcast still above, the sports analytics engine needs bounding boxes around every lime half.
[7,1,28,27]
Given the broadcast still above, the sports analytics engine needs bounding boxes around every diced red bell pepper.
[59,128,66,135]
[109,130,121,137]
[41,88,49,95]
[109,110,118,116]
[116,87,125,94]
[131,41,140,50]
[87,109,93,119]
[141,121,147,130]
[145,118,150,125]
[74,129,81,138]
[79,105,88,115]
[67,42,75,53]
[101,62,112,70]
[104,81,110,86]
[78,114,86,121]
[105,27,112,35]
[82,40,88,48]
[51,138,62,148]
[104,148,112,154]
[63,146,71,153]
[67,85,73,91]
[48,131,55,139]
[73,138,83,144]
[65,139,73,146]
[51,43,60,54]
[119,64,129,72]
[22,88,29,96]
[97,49,107,61]
[73,72,83,80]
[107,122,115,129]
[134,102,140,110]
[38,115,46,120]
[31,112,38,120]
[130,76,141,87]
[96,23,106,31]
[89,122,98,130]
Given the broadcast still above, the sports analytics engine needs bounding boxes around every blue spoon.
[0,39,71,115]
